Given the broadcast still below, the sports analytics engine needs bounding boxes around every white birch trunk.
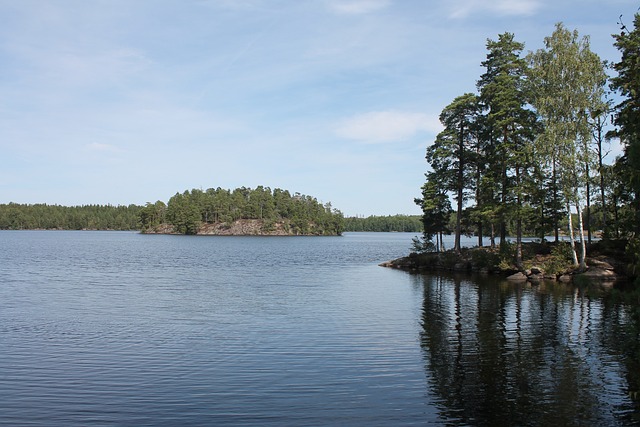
[567,202,579,267]
[576,203,587,271]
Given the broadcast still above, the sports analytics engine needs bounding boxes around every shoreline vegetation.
[0,189,421,235]
[407,19,640,289]
[381,239,631,284]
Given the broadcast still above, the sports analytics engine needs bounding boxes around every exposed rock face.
[197,220,291,236]
[143,219,332,236]
[580,268,618,281]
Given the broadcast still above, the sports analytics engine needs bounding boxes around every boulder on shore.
[507,272,528,281]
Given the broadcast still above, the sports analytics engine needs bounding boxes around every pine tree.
[478,32,536,268]
[426,93,480,252]
[610,13,640,236]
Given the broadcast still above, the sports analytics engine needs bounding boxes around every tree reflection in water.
[416,273,640,426]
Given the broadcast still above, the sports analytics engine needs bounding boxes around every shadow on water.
[415,273,640,426]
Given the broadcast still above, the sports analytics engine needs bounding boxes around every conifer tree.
[477,32,536,267]
[425,93,480,252]
[610,13,640,235]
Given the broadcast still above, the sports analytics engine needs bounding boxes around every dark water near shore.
[1,231,639,426]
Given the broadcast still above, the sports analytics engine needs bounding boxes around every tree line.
[343,215,423,232]
[415,18,640,274]
[0,203,141,230]
[139,186,345,235]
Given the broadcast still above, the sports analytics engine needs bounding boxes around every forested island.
[138,186,344,235]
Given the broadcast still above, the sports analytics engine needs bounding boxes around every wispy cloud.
[449,0,541,18]
[326,0,391,15]
[335,111,441,143]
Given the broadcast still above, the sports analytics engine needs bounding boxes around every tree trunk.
[500,157,508,250]
[576,203,587,272]
[475,142,482,247]
[585,163,592,245]
[515,164,523,269]
[567,202,579,267]
[455,123,464,253]
[539,194,545,242]
[490,223,496,249]
[613,193,620,238]
[596,118,607,236]
[553,161,560,243]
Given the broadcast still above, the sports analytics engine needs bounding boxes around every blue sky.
[0,0,635,216]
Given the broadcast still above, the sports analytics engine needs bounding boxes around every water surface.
[1,231,638,426]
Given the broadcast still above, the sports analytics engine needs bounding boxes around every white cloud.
[449,0,541,18]
[326,0,391,15]
[335,111,441,143]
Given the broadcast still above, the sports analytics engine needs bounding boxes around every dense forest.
[414,17,640,277]
[0,203,141,230]
[138,186,344,235]
[343,215,422,232]
[0,200,423,234]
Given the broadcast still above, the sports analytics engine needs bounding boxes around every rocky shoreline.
[379,243,628,284]
[141,219,338,236]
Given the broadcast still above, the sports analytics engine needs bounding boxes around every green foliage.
[497,241,517,270]
[0,203,141,230]
[426,93,480,251]
[343,215,423,232]
[610,13,640,236]
[469,247,501,270]
[166,191,202,235]
[160,186,344,235]
[626,238,640,283]
[411,235,435,253]
[542,242,575,276]
[415,174,452,251]
[138,201,166,232]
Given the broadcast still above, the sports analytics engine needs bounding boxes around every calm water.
[1,231,639,426]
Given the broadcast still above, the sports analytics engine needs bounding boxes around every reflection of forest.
[416,274,640,426]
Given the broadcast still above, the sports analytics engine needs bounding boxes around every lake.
[1,231,639,426]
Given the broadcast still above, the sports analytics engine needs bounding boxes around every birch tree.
[527,23,608,271]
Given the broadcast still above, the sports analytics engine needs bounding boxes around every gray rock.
[580,268,618,281]
[507,272,528,281]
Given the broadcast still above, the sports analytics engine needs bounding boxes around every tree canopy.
[0,203,141,231]
[139,186,344,236]
[415,19,639,276]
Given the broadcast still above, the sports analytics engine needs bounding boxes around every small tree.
[415,174,452,252]
[426,93,480,252]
